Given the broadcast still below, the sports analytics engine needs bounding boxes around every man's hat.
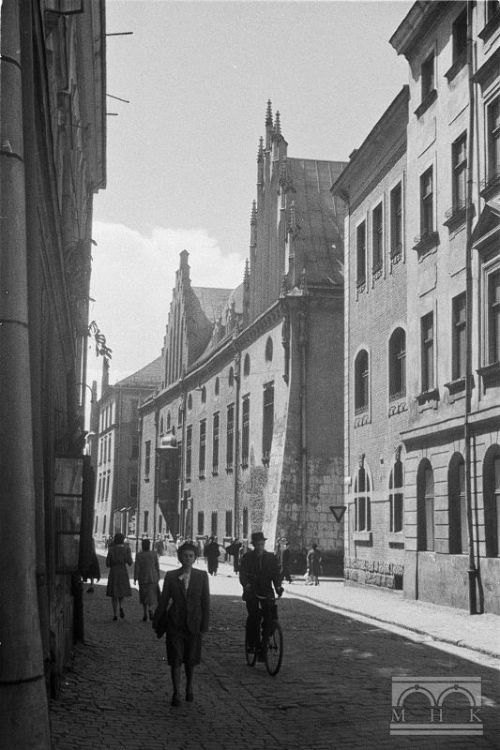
[251,531,267,545]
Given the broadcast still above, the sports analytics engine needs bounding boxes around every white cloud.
[87,221,244,394]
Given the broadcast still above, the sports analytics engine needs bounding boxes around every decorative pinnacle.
[244,258,250,282]
[257,136,264,161]
[274,110,281,136]
[265,99,273,126]
[250,200,257,224]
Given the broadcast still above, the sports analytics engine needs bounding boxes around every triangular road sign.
[329,505,346,523]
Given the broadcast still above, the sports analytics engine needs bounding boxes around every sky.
[87,0,413,392]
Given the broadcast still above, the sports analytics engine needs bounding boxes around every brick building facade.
[139,105,347,567]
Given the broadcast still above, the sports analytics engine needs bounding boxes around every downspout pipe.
[299,296,308,549]
[464,0,478,615]
[0,1,50,746]
[135,414,143,554]
[233,350,241,539]
[153,408,159,543]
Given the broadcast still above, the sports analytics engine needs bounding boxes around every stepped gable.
[115,356,164,388]
[287,158,346,287]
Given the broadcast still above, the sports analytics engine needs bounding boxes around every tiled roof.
[192,286,233,323]
[288,158,346,286]
[116,355,163,387]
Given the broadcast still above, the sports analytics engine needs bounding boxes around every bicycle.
[244,595,283,676]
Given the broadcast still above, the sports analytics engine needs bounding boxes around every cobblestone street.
[49,560,500,750]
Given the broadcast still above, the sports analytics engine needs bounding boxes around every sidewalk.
[150,553,500,662]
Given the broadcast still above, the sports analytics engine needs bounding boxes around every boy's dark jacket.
[153,567,209,638]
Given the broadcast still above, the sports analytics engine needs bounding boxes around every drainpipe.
[233,350,241,539]
[153,407,159,543]
[178,382,187,537]
[464,0,478,615]
[0,0,50,745]
[135,414,143,554]
[298,293,308,549]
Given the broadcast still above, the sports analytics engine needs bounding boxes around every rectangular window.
[488,97,500,184]
[143,510,149,534]
[226,404,234,469]
[421,52,435,101]
[130,475,138,500]
[452,293,467,380]
[225,510,233,538]
[185,425,192,482]
[105,472,111,499]
[262,383,274,463]
[372,203,383,273]
[452,9,467,64]
[197,511,204,536]
[356,221,366,288]
[144,440,151,477]
[489,270,500,364]
[390,183,402,258]
[420,167,434,236]
[130,434,139,460]
[212,412,219,474]
[421,312,434,392]
[452,133,467,212]
[211,511,218,538]
[241,395,250,467]
[198,419,206,477]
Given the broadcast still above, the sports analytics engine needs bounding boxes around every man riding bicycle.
[239,531,283,656]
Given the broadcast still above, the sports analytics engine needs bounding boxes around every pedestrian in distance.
[106,532,133,620]
[225,538,242,574]
[153,541,210,707]
[155,537,165,557]
[134,538,160,622]
[82,538,101,593]
[280,539,292,584]
[204,536,221,576]
[306,543,322,586]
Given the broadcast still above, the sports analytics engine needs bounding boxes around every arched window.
[159,415,164,434]
[187,393,193,411]
[354,349,369,413]
[177,405,183,426]
[243,353,250,376]
[228,367,234,387]
[166,411,171,431]
[417,459,434,551]
[201,386,206,403]
[265,337,273,362]
[389,328,406,399]
[354,462,371,532]
[215,377,220,396]
[102,514,107,535]
[448,453,467,554]
[484,445,500,557]
[389,455,404,533]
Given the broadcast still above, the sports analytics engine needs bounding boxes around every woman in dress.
[106,532,132,620]
[134,538,160,621]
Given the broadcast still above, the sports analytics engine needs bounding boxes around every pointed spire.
[265,99,273,127]
[244,258,250,284]
[274,110,281,137]
[250,200,257,225]
[257,136,264,162]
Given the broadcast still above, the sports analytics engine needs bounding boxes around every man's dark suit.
[239,550,282,649]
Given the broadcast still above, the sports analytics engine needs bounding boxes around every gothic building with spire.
[138,104,347,568]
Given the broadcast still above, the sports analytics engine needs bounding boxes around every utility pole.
[0,1,50,746]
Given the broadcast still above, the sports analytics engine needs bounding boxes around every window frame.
[241,394,250,469]
[417,460,434,552]
[420,167,434,237]
[389,458,404,534]
[185,425,192,483]
[198,419,206,478]
[356,220,367,290]
[452,132,467,214]
[390,182,403,261]
[452,292,467,381]
[448,454,467,555]
[388,327,406,401]
[421,312,435,393]
[372,202,383,275]
[354,349,369,414]
[212,412,219,475]
[262,382,274,465]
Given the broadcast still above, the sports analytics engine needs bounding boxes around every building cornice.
[389,1,455,60]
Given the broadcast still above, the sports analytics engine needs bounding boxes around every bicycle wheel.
[245,617,257,667]
[264,621,283,676]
